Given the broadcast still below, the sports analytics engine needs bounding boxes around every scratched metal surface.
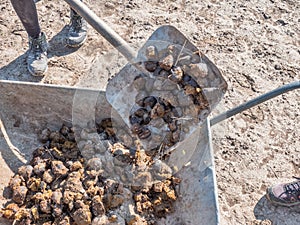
[0,80,219,224]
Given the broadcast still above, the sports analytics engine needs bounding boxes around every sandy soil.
[0,0,299,224]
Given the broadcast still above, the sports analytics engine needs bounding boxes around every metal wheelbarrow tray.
[0,0,299,220]
[0,80,220,224]
[0,80,299,224]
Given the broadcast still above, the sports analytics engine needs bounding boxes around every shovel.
[64,0,227,171]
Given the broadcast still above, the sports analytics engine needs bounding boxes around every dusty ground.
[0,0,299,224]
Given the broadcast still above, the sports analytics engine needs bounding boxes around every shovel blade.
[106,25,227,162]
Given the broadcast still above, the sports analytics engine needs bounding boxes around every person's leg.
[10,0,40,38]
[66,1,88,47]
[10,0,48,76]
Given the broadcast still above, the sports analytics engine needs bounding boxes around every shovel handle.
[64,0,136,62]
[210,80,300,126]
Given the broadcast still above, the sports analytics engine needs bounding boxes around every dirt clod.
[2,124,181,225]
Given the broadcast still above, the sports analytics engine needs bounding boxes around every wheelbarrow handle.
[64,0,136,62]
[210,80,300,126]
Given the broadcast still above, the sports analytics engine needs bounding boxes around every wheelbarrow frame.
[0,80,299,224]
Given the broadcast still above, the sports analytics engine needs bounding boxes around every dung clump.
[1,124,181,225]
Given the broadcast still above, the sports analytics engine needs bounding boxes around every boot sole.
[28,65,48,77]
[66,35,87,48]
[265,192,300,207]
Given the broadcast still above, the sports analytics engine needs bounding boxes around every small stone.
[144,61,157,72]
[167,44,176,54]
[172,176,181,185]
[134,108,148,118]
[143,96,157,109]
[51,190,63,204]
[141,201,152,210]
[133,75,146,91]
[151,160,173,180]
[171,130,181,143]
[27,177,42,192]
[153,181,163,192]
[49,131,65,143]
[52,205,63,217]
[151,103,165,119]
[168,121,178,132]
[60,124,70,136]
[94,141,109,153]
[92,195,105,216]
[109,214,118,222]
[159,54,174,71]
[71,207,92,225]
[274,64,281,70]
[170,66,183,82]
[1,203,19,219]
[129,114,143,125]
[184,84,197,95]
[64,173,84,193]
[12,185,28,204]
[17,165,33,181]
[40,199,51,214]
[9,175,23,189]
[92,215,109,225]
[38,128,51,143]
[276,19,288,26]
[51,161,68,177]
[146,46,157,60]
[86,158,102,171]
[70,161,83,171]
[33,162,46,176]
[42,169,55,184]
[166,189,177,200]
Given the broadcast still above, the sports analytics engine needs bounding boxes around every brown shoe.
[266,177,300,206]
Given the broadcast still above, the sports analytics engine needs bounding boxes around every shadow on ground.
[47,25,80,58]
[0,25,81,82]
[254,195,300,225]
[0,53,42,82]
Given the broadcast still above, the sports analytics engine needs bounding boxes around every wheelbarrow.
[0,80,299,225]
[0,80,220,224]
